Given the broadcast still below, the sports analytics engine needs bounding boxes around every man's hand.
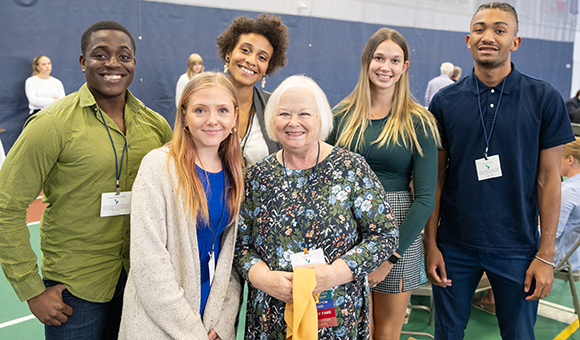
[27,284,73,326]
[424,245,452,288]
[524,258,554,300]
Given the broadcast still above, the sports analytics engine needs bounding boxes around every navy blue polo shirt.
[429,64,574,254]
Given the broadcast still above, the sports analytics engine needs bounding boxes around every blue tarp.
[1,0,573,152]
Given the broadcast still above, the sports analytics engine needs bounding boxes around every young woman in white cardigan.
[119,72,244,340]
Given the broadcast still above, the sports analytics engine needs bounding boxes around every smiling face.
[274,87,320,155]
[227,33,273,88]
[183,86,237,155]
[80,30,135,105]
[466,8,521,70]
[36,56,52,78]
[367,39,409,95]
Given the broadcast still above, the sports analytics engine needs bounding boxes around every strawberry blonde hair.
[169,72,243,226]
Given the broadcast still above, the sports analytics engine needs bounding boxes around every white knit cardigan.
[119,148,241,340]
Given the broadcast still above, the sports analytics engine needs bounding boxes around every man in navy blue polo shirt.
[424,2,575,339]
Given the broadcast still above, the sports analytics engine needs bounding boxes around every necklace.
[282,142,321,250]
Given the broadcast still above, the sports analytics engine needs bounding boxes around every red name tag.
[317,290,337,328]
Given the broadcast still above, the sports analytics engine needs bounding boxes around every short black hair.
[81,20,136,56]
[474,2,519,32]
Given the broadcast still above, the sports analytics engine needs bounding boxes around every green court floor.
[1,223,578,339]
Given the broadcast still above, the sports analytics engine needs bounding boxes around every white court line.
[541,299,576,313]
[1,225,40,329]
[538,300,578,324]
[0,314,36,329]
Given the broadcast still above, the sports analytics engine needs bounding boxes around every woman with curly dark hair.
[217,13,289,166]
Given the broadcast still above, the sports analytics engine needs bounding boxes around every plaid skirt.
[372,190,422,294]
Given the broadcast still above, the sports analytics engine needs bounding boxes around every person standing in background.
[424,62,454,107]
[451,66,462,82]
[175,53,204,108]
[566,90,580,121]
[25,55,65,115]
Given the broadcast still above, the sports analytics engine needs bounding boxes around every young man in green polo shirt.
[0,20,172,339]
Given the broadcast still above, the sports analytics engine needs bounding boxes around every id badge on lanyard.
[290,248,338,328]
[98,107,131,217]
[475,155,502,181]
[100,192,132,216]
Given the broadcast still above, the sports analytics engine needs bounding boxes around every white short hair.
[440,62,454,75]
[264,75,333,142]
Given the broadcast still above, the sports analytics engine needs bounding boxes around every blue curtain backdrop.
[1,0,573,152]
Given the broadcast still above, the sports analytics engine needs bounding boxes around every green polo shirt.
[0,84,173,303]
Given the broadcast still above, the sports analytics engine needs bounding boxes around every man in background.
[425,61,454,106]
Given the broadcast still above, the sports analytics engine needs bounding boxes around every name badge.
[317,290,338,328]
[100,192,132,217]
[208,251,215,285]
[290,248,326,268]
[475,155,502,181]
[290,249,337,328]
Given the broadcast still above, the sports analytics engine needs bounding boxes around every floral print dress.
[234,147,398,340]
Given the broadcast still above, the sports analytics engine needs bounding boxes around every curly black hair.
[216,14,289,76]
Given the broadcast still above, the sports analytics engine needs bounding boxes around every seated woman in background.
[555,137,580,271]
[119,72,243,340]
[234,75,398,339]
[175,53,204,108]
[25,55,65,115]
[474,137,580,314]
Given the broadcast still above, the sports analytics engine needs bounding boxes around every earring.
[231,125,237,134]
[183,126,190,133]
[261,76,266,88]
[223,58,230,74]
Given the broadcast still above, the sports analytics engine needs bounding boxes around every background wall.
[1,0,576,152]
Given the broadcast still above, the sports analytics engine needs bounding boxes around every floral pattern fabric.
[234,147,398,340]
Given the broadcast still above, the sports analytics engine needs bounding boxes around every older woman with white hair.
[234,75,399,339]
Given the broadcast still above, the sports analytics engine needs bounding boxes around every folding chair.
[553,237,580,321]
[571,123,580,136]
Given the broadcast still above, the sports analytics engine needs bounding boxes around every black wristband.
[388,254,400,264]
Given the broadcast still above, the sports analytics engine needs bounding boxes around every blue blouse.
[196,165,229,316]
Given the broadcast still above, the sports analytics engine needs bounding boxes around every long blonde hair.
[169,72,243,226]
[334,28,441,155]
